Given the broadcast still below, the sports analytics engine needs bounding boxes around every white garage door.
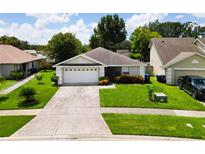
[63,67,99,84]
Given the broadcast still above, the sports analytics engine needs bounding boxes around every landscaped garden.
[103,113,205,139]
[0,115,34,137]
[100,77,205,111]
[0,71,58,110]
[0,80,17,91]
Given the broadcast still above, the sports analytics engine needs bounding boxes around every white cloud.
[175,15,184,19]
[0,18,93,45]
[26,13,77,29]
[61,19,94,44]
[0,20,5,26]
[192,13,205,18]
[126,13,168,33]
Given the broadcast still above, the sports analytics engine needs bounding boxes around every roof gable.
[151,38,205,65]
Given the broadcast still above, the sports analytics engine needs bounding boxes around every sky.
[0,13,205,45]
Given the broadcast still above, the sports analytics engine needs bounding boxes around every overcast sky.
[0,13,205,45]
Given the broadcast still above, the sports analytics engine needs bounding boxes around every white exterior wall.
[139,66,145,78]
[64,56,97,64]
[99,67,105,77]
[0,64,19,77]
[128,66,140,75]
[166,68,173,84]
[150,45,165,75]
[56,66,63,85]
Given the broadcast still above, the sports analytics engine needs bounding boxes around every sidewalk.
[101,107,205,117]
[0,109,42,116]
[0,74,35,95]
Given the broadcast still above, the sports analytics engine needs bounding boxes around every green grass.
[100,77,205,111]
[0,80,17,91]
[0,116,34,137]
[0,71,58,110]
[103,113,205,139]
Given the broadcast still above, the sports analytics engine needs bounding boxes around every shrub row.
[9,70,25,80]
[114,74,144,84]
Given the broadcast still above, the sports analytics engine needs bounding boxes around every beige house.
[0,45,43,77]
[54,47,145,85]
[149,38,205,85]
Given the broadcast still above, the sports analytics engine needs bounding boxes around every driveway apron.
[12,86,111,137]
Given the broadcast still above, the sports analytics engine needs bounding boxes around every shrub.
[99,76,109,81]
[0,75,5,82]
[51,74,59,85]
[35,73,43,83]
[39,60,52,71]
[19,87,37,103]
[114,74,144,84]
[99,79,109,85]
[146,85,155,101]
[10,70,24,80]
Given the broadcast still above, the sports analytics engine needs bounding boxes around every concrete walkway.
[12,86,111,137]
[0,109,42,116]
[101,107,205,117]
[0,134,195,141]
[0,74,35,95]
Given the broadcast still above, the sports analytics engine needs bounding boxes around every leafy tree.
[81,44,91,53]
[47,32,83,63]
[181,22,200,37]
[116,40,131,50]
[0,35,29,49]
[130,27,161,62]
[147,20,183,37]
[89,14,127,51]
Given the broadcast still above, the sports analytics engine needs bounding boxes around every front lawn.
[103,113,205,139]
[0,80,17,91]
[0,71,58,110]
[100,77,205,111]
[0,116,34,137]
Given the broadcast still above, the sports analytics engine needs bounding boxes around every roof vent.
[162,40,165,43]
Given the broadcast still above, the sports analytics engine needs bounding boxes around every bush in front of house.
[0,75,5,82]
[51,74,59,85]
[114,74,144,84]
[146,85,155,101]
[19,87,37,105]
[35,73,43,84]
[10,70,24,80]
[99,76,109,85]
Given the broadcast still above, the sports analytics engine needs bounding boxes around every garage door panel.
[64,68,99,84]
[175,70,205,84]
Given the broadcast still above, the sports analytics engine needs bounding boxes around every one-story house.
[54,47,145,85]
[149,37,205,85]
[0,45,43,77]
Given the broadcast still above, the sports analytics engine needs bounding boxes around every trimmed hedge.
[114,74,144,84]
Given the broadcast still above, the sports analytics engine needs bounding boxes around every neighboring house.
[149,37,205,85]
[0,45,43,77]
[116,49,130,57]
[54,47,145,85]
[24,49,38,56]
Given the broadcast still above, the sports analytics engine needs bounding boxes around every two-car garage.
[63,67,99,84]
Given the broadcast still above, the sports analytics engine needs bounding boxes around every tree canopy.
[130,27,161,62]
[89,14,127,51]
[0,35,29,50]
[147,20,204,38]
[47,32,83,63]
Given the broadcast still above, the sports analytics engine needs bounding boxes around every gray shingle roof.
[84,47,143,66]
[151,37,205,65]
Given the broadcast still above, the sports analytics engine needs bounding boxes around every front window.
[193,79,205,85]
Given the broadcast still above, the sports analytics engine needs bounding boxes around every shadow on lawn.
[18,99,39,108]
[0,95,9,103]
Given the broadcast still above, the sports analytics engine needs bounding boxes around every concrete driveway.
[12,86,111,137]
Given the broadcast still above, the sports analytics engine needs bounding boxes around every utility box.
[153,93,167,102]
